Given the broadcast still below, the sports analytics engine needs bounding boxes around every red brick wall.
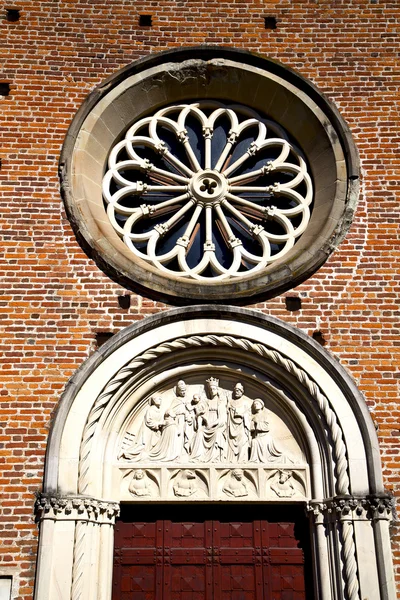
[1,0,399,597]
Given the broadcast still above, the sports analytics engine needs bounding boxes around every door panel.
[113,505,312,600]
[166,519,212,600]
[215,519,263,600]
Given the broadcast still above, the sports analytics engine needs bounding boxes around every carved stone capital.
[35,493,120,524]
[365,494,394,522]
[306,501,327,524]
[329,496,367,521]
[307,494,393,523]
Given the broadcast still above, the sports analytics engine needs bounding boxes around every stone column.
[308,495,395,600]
[366,495,396,600]
[307,502,333,600]
[34,494,120,600]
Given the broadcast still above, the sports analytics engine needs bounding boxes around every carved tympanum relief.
[118,377,308,501]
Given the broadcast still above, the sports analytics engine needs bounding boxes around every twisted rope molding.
[71,521,87,600]
[78,334,350,495]
[335,498,363,600]
[341,521,360,600]
[308,499,361,600]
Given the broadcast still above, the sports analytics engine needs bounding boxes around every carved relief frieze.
[117,377,309,502]
[170,469,209,498]
[268,469,307,498]
[119,378,304,466]
[127,469,160,498]
[118,465,308,502]
[220,469,257,498]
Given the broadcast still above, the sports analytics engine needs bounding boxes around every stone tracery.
[103,101,313,281]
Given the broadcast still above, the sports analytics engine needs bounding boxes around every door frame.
[112,503,314,600]
[34,306,395,600]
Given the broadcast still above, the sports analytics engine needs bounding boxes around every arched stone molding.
[34,306,395,600]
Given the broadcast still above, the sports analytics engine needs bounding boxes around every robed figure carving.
[120,380,297,466]
[227,383,251,462]
[147,409,182,462]
[169,380,190,458]
[191,377,228,462]
[250,399,283,463]
[122,396,163,460]
[129,469,152,497]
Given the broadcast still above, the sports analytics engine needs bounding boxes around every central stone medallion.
[189,170,227,203]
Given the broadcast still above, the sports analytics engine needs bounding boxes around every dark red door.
[113,505,313,600]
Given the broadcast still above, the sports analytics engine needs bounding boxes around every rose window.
[102,102,313,280]
[64,49,355,302]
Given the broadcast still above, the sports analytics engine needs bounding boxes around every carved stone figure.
[173,469,198,497]
[270,470,296,497]
[121,381,299,468]
[183,395,196,454]
[175,379,187,399]
[122,396,163,460]
[223,469,248,497]
[189,394,209,459]
[250,399,283,463]
[199,377,228,462]
[148,409,182,461]
[191,394,207,427]
[169,380,188,457]
[183,412,195,453]
[129,469,151,497]
[226,383,251,462]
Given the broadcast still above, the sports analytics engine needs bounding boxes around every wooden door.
[113,505,312,600]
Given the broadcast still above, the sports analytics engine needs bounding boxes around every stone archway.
[34,306,395,600]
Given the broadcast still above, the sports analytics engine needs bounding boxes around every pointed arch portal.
[34,306,395,600]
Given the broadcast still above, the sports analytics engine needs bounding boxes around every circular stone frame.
[60,47,359,305]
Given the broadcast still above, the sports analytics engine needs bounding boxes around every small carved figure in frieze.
[226,382,251,463]
[270,469,296,498]
[148,409,182,461]
[250,399,283,463]
[129,469,152,497]
[223,469,248,497]
[122,396,163,460]
[173,469,198,497]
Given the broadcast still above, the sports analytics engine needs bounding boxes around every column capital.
[307,494,393,523]
[34,493,120,524]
